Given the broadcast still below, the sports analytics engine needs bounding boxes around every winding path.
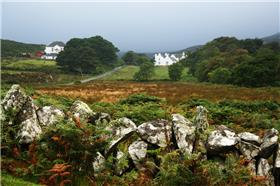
[66,66,123,85]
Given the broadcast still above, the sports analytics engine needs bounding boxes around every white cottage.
[154,52,186,66]
[41,41,65,60]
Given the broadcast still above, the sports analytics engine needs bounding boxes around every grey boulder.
[69,100,94,121]
[37,106,65,127]
[257,158,275,186]
[16,97,42,144]
[238,132,262,145]
[238,141,260,160]
[194,106,209,132]
[259,128,279,159]
[172,114,196,154]
[137,119,172,148]
[206,125,239,154]
[128,140,148,166]
[106,117,137,155]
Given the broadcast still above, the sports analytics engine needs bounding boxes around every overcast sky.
[1,1,279,52]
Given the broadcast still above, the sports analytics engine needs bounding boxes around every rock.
[238,141,260,160]
[274,144,280,186]
[275,144,280,168]
[16,97,42,144]
[37,106,65,127]
[1,84,28,113]
[259,128,279,159]
[248,159,257,176]
[206,125,239,154]
[128,140,148,166]
[69,100,94,121]
[93,152,105,173]
[238,132,262,145]
[257,158,275,186]
[137,119,172,148]
[194,106,209,132]
[89,112,111,125]
[106,117,137,156]
[115,151,130,176]
[172,114,196,154]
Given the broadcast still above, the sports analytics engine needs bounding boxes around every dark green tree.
[122,51,138,65]
[57,36,118,74]
[168,62,184,81]
[133,60,155,81]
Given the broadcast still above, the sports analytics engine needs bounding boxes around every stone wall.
[1,85,279,185]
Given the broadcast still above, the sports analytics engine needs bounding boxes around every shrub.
[208,67,231,84]
[119,93,163,105]
[168,63,184,81]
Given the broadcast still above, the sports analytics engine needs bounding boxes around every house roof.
[47,41,65,47]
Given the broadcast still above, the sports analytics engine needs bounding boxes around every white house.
[41,41,65,60]
[154,52,186,66]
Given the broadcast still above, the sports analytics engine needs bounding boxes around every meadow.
[101,65,196,81]
[1,59,91,85]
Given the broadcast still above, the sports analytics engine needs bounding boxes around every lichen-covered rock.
[206,125,239,154]
[238,141,260,160]
[37,106,65,127]
[274,144,280,186]
[16,97,42,144]
[238,132,262,145]
[137,119,172,148]
[194,106,209,132]
[172,114,196,154]
[248,159,257,176]
[69,100,94,121]
[257,158,275,186]
[275,144,280,168]
[259,128,279,159]
[128,140,148,166]
[115,151,130,176]
[93,152,105,173]
[1,84,28,113]
[106,117,137,155]
[89,112,111,125]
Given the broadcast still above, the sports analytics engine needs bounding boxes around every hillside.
[262,32,280,44]
[1,39,45,57]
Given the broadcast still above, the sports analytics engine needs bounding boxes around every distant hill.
[1,39,45,57]
[262,32,280,44]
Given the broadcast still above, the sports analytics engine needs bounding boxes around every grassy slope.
[1,174,40,186]
[1,59,92,85]
[101,65,197,81]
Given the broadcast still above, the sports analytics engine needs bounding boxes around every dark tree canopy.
[168,62,183,81]
[184,36,280,87]
[122,51,150,66]
[134,60,155,81]
[56,36,119,74]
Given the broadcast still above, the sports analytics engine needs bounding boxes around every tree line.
[181,37,280,87]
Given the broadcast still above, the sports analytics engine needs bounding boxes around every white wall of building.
[154,52,186,66]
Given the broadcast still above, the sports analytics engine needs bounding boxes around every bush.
[134,61,155,81]
[168,63,184,81]
[37,119,108,184]
[208,67,231,84]
[119,93,163,105]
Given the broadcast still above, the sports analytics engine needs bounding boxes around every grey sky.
[1,1,279,52]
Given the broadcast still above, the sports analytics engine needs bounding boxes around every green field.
[101,65,197,81]
[1,59,91,85]
[1,60,197,85]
